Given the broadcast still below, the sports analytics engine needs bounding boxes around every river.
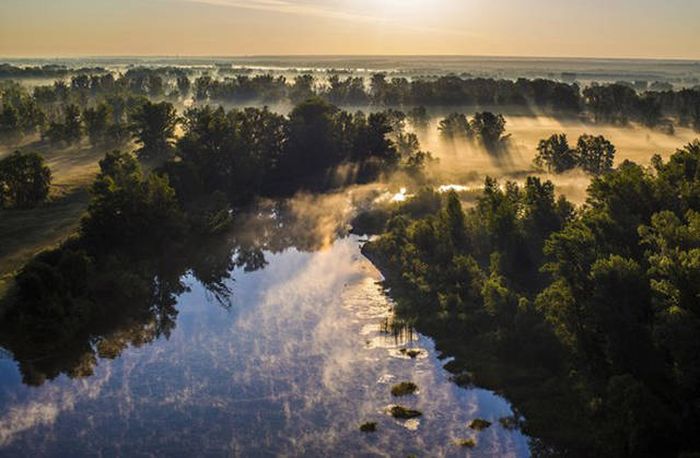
[0,211,530,456]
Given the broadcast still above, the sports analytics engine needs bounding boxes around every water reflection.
[0,201,529,456]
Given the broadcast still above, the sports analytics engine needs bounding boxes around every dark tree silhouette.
[130,101,178,159]
[0,151,51,208]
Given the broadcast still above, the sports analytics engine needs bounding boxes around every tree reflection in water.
[0,199,348,387]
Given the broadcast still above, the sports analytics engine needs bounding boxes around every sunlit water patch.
[0,237,528,457]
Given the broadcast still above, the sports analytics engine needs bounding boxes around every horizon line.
[2,53,700,63]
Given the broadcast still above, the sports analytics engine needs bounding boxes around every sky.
[1,0,699,59]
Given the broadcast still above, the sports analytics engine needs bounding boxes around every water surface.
[0,230,529,457]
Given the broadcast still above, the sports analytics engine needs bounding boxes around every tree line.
[194,73,700,130]
[534,133,616,175]
[0,63,107,79]
[438,112,510,155]
[2,72,700,148]
[362,140,700,456]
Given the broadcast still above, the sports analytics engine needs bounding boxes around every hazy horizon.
[3,54,700,62]
[2,0,700,59]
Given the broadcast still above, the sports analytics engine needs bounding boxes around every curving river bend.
[0,220,529,456]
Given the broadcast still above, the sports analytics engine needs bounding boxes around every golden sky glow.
[1,0,699,58]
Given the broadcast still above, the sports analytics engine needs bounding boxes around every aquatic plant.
[391,382,418,397]
[455,438,476,448]
[399,348,421,358]
[389,405,422,419]
[498,416,519,430]
[469,419,492,431]
[359,422,377,432]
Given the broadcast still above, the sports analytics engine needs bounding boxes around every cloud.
[182,0,377,23]
[177,0,474,38]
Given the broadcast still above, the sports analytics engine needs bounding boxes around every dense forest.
[361,141,700,456]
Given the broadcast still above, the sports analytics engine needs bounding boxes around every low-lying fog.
[410,115,698,204]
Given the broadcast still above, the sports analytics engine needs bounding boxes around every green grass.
[0,142,103,298]
[0,188,90,295]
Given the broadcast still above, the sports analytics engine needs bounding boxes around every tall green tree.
[130,101,178,159]
[81,150,185,256]
[534,133,578,173]
[82,103,110,146]
[576,134,616,175]
[470,112,509,154]
[0,151,51,208]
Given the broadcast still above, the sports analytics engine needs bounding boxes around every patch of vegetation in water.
[359,422,377,432]
[399,348,421,358]
[450,371,474,387]
[391,382,418,397]
[498,416,520,430]
[389,405,422,419]
[455,438,476,448]
[469,419,492,431]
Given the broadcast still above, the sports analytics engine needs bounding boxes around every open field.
[0,142,102,294]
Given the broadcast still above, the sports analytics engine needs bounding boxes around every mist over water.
[0,204,529,457]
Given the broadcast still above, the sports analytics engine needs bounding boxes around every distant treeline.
[1,70,700,146]
[194,73,700,130]
[0,70,187,145]
[0,63,108,79]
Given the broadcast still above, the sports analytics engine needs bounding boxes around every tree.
[0,82,45,143]
[81,150,185,256]
[44,104,82,145]
[62,104,83,144]
[82,103,110,146]
[576,134,615,175]
[396,132,434,179]
[0,104,20,142]
[441,191,468,250]
[535,134,578,173]
[470,112,509,154]
[0,151,51,208]
[281,97,342,187]
[175,105,287,204]
[438,113,471,139]
[639,210,700,395]
[176,75,191,98]
[130,101,178,159]
[289,75,315,103]
[365,112,399,163]
[407,106,429,130]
